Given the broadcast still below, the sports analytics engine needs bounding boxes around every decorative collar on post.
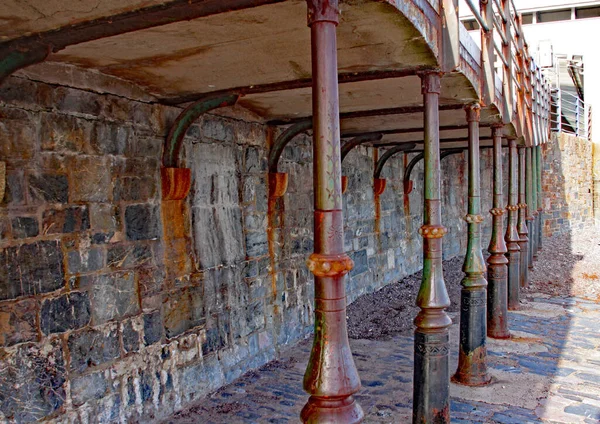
[161,93,239,200]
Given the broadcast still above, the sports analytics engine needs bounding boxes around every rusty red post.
[452,103,491,386]
[486,124,510,339]
[505,139,520,310]
[517,146,529,288]
[413,72,452,424]
[301,1,363,422]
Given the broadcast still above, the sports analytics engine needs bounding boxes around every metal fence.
[550,89,590,139]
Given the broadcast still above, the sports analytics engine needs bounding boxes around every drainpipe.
[517,146,529,288]
[452,103,491,386]
[487,124,510,339]
[505,138,521,310]
[412,72,452,424]
[301,1,362,422]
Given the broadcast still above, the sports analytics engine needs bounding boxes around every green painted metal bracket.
[267,119,312,173]
[373,143,417,179]
[162,93,239,168]
[340,133,383,163]
[0,45,50,85]
[403,148,464,193]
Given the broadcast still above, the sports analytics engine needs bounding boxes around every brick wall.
[542,132,594,236]
[0,75,496,423]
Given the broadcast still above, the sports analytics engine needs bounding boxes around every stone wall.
[0,75,496,423]
[542,132,595,236]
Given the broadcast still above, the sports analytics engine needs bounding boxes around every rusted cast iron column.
[536,145,543,250]
[301,1,363,422]
[453,103,490,386]
[486,125,510,339]
[505,139,521,310]
[413,72,452,424]
[530,146,538,260]
[517,147,529,288]
[525,147,534,270]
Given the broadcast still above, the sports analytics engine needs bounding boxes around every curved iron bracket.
[268,120,312,173]
[373,143,418,180]
[403,148,465,195]
[267,119,312,198]
[371,143,416,195]
[161,93,238,200]
[163,93,239,168]
[0,45,50,85]
[340,133,382,194]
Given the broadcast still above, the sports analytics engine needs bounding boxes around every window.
[537,9,571,23]
[576,6,600,19]
[462,19,480,31]
[521,13,533,25]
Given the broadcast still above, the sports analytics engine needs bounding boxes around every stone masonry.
[0,74,498,423]
[542,132,595,237]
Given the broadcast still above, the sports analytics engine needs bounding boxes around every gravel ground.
[524,228,600,300]
[347,256,464,340]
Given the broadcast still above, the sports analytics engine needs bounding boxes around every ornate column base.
[452,287,492,385]
[301,396,363,424]
[413,329,451,423]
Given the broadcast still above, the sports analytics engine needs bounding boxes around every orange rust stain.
[266,128,282,313]
[161,199,192,283]
[582,273,599,280]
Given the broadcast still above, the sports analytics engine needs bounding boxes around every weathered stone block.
[245,230,268,258]
[41,292,91,335]
[0,298,38,346]
[40,112,93,153]
[69,156,112,202]
[11,216,39,238]
[68,325,120,373]
[114,176,157,202]
[42,206,90,234]
[70,371,109,407]
[87,271,140,324]
[68,247,105,274]
[143,310,163,346]
[125,204,160,241]
[0,338,66,421]
[0,107,37,161]
[0,240,64,301]
[350,249,368,277]
[4,170,26,205]
[121,318,141,354]
[107,243,153,269]
[91,120,130,155]
[90,203,120,233]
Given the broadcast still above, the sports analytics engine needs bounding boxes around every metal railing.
[550,89,590,139]
[461,0,552,146]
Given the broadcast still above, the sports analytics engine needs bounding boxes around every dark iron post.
[486,124,510,339]
[301,1,363,422]
[536,145,543,250]
[530,146,538,260]
[517,146,529,287]
[525,147,537,270]
[413,72,452,424]
[505,139,521,310]
[452,103,491,386]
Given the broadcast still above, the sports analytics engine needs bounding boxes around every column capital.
[306,0,339,26]
[464,103,481,122]
[419,71,442,95]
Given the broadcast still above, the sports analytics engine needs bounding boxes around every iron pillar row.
[412,72,452,424]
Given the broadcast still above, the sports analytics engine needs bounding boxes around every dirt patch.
[347,255,465,340]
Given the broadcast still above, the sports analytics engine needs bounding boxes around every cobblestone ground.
[165,230,600,423]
